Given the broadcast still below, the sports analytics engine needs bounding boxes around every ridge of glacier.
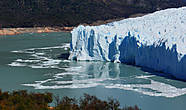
[69,7,186,80]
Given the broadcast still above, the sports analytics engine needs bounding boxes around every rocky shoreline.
[0,27,73,36]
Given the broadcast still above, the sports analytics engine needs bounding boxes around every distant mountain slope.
[0,0,185,28]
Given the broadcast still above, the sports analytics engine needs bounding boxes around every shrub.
[0,90,52,110]
[0,90,140,110]
[55,93,140,110]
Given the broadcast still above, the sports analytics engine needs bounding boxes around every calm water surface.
[0,32,186,110]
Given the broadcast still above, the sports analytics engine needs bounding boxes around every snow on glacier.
[69,7,186,80]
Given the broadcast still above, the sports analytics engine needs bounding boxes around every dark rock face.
[0,0,185,28]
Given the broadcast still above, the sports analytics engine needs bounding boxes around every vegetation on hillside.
[0,90,52,110]
[0,0,185,28]
[0,90,140,110]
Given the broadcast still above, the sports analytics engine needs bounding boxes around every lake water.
[0,32,186,110]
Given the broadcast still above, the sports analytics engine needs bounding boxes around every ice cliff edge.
[69,7,186,80]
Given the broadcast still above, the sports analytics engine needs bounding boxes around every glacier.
[69,7,186,81]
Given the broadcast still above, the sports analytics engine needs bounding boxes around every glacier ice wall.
[69,7,186,80]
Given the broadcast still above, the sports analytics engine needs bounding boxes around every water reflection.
[22,61,120,89]
[8,44,186,98]
[22,61,186,98]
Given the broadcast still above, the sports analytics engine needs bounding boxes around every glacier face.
[69,7,186,80]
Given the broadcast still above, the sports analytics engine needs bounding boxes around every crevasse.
[69,7,186,80]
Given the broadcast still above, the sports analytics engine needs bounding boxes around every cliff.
[69,7,186,80]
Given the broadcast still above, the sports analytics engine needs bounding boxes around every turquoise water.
[0,32,186,110]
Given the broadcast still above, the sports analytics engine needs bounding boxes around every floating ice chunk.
[8,62,27,67]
